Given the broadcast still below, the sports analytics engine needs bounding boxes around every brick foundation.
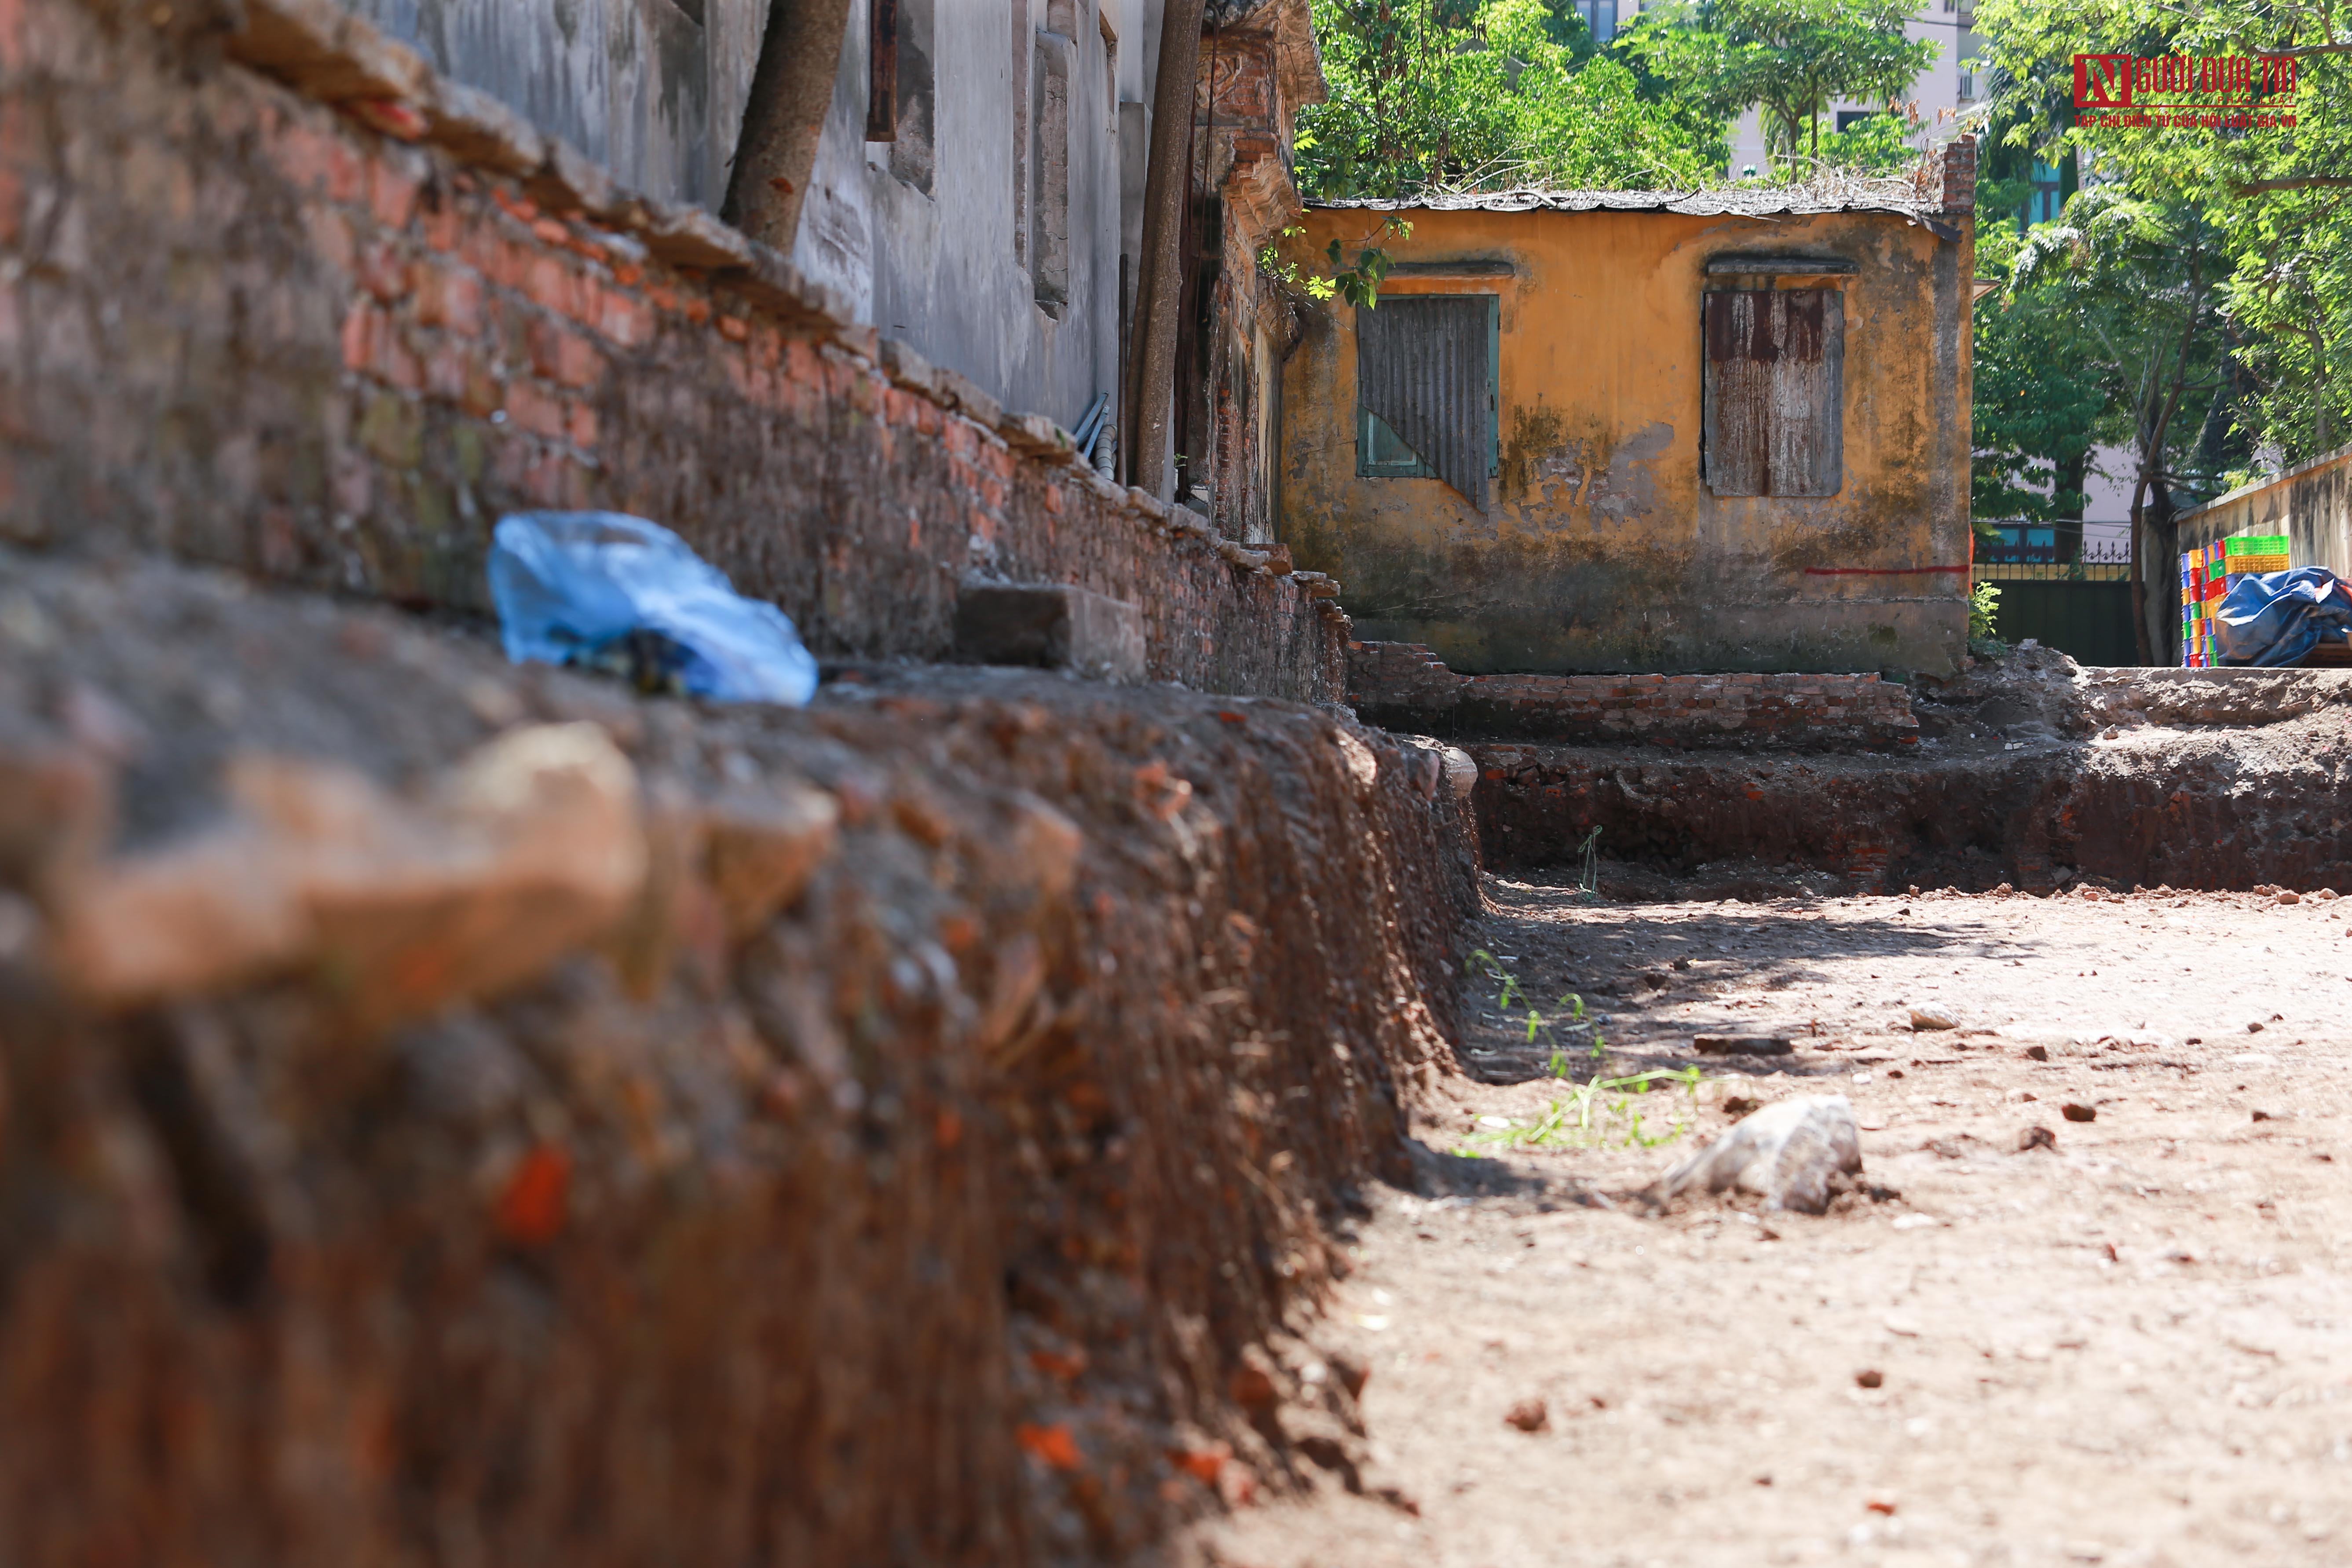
[0,0,1345,703]
[1348,642,1919,749]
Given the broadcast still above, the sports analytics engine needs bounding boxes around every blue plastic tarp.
[487,512,819,704]
[2214,566,2352,668]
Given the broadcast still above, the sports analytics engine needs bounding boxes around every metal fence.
[1974,517,2133,569]
[1972,559,2139,665]
[1973,561,2133,583]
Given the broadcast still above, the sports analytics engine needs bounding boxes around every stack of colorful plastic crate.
[2180,546,2212,667]
[2223,533,2291,575]
[2183,533,2291,666]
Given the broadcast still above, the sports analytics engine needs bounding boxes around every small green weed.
[1469,949,1596,1059]
[1458,1066,1708,1155]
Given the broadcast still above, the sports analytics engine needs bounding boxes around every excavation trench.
[0,549,1476,1566]
[1468,653,2352,898]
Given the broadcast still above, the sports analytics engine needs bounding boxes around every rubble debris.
[2061,1103,2097,1122]
[1650,1094,1864,1214]
[48,723,646,1021]
[1855,1369,1884,1389]
[1503,1397,1550,1433]
[2017,1126,2058,1152]
[1910,1006,1959,1031]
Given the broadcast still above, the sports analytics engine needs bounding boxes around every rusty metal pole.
[1123,0,1207,495]
[724,0,860,253]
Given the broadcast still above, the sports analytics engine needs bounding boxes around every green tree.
[1621,0,1935,179]
[1971,221,2105,526]
[1963,0,2352,658]
[1298,0,1727,198]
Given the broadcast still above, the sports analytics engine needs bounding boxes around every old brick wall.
[0,545,1479,1567]
[1349,641,1919,749]
[0,0,1346,703]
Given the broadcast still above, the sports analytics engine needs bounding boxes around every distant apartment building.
[1726,0,1979,175]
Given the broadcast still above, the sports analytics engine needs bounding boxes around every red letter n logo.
[2074,53,2135,107]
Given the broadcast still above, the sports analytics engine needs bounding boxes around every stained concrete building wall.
[2176,445,2352,580]
[1279,197,1976,679]
[337,0,1152,428]
[340,0,769,212]
[793,0,1149,435]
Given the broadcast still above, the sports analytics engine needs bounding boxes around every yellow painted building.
[1279,166,1978,676]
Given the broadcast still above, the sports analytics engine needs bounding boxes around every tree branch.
[2233,177,2352,192]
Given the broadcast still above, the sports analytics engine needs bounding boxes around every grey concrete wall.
[2176,446,2352,578]
[794,0,1147,428]
[341,0,769,212]
[343,0,1154,423]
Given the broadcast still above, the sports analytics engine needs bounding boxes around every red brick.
[357,241,408,303]
[340,300,378,371]
[527,318,605,389]
[594,287,653,348]
[506,379,566,440]
[303,203,356,276]
[420,197,463,252]
[717,314,749,343]
[567,402,599,449]
[266,118,336,195]
[369,157,423,229]
[0,0,26,74]
[523,254,581,319]
[411,263,483,332]
[422,340,500,413]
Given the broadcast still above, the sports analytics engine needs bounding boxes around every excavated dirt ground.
[1187,874,2352,1568]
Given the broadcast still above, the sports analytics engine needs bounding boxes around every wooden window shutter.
[1357,296,1495,510]
[1702,289,1844,498]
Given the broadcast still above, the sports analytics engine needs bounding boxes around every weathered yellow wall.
[1280,206,1974,676]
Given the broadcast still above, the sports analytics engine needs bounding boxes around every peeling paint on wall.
[341,0,768,211]
[1280,206,1973,678]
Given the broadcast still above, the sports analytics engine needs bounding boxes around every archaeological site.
[4,2,2352,1565]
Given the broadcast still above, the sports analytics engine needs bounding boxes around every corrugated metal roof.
[1311,179,1945,223]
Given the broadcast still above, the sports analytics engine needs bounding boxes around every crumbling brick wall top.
[1348,641,1919,750]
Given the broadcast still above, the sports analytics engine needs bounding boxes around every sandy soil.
[1185,876,2352,1568]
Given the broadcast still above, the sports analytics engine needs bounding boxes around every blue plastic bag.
[2214,566,2352,668]
[487,512,819,705]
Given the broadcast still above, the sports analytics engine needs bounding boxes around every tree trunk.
[2129,261,2209,664]
[1123,0,1208,495]
[723,0,860,254]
